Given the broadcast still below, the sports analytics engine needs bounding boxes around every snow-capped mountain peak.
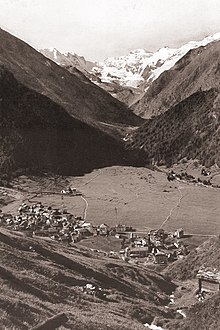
[40,48,96,73]
[91,32,220,88]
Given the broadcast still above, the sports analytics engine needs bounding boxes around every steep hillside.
[133,38,220,118]
[0,65,143,176]
[126,89,220,167]
[0,28,142,132]
[164,237,220,330]
[165,235,220,281]
[170,293,220,330]
[0,228,176,329]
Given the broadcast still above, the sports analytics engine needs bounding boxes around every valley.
[0,12,220,329]
[2,164,220,243]
[0,164,220,329]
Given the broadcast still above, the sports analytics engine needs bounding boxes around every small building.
[75,228,93,238]
[115,224,126,233]
[129,248,148,258]
[154,252,168,264]
[98,223,110,236]
[175,228,184,239]
[197,268,220,292]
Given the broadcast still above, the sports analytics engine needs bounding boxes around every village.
[0,187,190,267]
[167,167,220,188]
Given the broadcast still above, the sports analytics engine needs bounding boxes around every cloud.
[0,0,220,60]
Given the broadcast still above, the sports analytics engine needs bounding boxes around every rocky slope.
[0,228,176,329]
[171,293,220,330]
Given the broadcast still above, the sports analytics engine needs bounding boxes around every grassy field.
[4,165,220,241]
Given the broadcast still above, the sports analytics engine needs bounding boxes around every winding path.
[79,169,103,220]
[159,183,184,229]
[81,169,102,187]
[81,196,89,220]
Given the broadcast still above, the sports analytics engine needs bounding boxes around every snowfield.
[91,32,220,88]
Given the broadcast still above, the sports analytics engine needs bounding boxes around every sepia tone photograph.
[0,0,220,329]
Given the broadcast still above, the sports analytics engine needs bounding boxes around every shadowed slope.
[0,28,143,131]
[0,66,143,175]
[127,89,220,167]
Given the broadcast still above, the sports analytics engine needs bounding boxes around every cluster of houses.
[167,169,216,187]
[119,228,188,264]
[167,170,196,182]
[0,201,189,265]
[60,187,82,196]
[0,202,136,245]
[0,202,95,243]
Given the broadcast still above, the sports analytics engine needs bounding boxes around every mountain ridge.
[0,28,144,176]
[132,37,220,118]
[0,28,142,132]
[0,64,142,176]
[126,88,220,167]
[40,32,220,108]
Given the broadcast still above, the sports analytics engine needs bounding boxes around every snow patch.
[177,309,187,318]
[144,323,164,330]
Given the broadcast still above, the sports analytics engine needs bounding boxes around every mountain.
[0,28,144,176]
[125,36,220,168]
[133,33,220,118]
[0,28,142,131]
[91,33,220,106]
[92,49,152,88]
[0,228,176,329]
[126,88,220,167]
[40,48,95,74]
[0,65,143,177]
[42,33,220,108]
[40,48,139,106]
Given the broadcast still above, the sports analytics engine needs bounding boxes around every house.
[154,252,168,264]
[129,248,148,258]
[115,224,126,233]
[75,228,93,238]
[175,228,184,239]
[197,268,220,292]
[98,223,110,236]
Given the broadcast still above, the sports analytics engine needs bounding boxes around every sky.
[0,0,220,61]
